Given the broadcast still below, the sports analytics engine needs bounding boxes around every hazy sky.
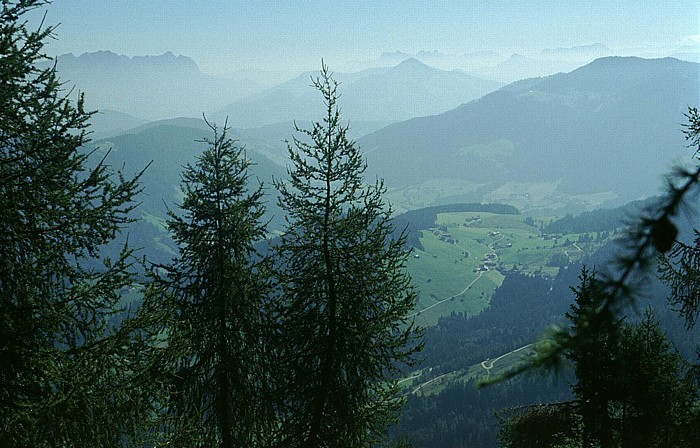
[31,1,700,76]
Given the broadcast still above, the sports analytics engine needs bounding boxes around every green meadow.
[406,211,612,326]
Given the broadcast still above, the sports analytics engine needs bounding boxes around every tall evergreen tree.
[658,107,700,329]
[616,309,699,448]
[0,1,145,446]
[519,271,699,448]
[565,269,621,448]
[144,119,272,447]
[274,63,421,448]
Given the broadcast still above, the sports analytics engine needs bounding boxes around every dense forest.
[541,198,655,235]
[391,254,700,447]
[3,2,700,448]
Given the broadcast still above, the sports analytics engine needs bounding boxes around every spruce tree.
[616,310,698,447]
[565,269,620,448]
[144,119,272,447]
[0,1,145,446]
[563,273,699,448]
[274,63,421,448]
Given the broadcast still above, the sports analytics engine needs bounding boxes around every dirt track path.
[408,235,505,318]
[480,344,534,377]
[407,272,483,318]
[564,242,583,262]
[411,372,450,395]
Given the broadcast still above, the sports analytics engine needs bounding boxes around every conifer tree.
[616,309,698,447]
[659,107,700,329]
[274,63,421,448]
[562,275,698,448]
[0,1,145,446]
[144,119,272,447]
[565,269,621,448]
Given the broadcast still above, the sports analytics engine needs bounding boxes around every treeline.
[542,198,654,235]
[1,5,419,447]
[394,374,572,448]
[392,268,700,448]
[498,270,700,447]
[393,203,519,249]
[393,248,700,447]
[389,270,577,448]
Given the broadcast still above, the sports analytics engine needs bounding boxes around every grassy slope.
[406,211,609,326]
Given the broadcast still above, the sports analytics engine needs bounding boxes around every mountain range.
[79,55,700,252]
[359,56,700,212]
[52,52,504,135]
[49,51,262,121]
[346,44,615,83]
[214,58,503,129]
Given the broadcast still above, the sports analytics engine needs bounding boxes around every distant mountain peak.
[416,50,447,58]
[58,50,200,71]
[505,53,530,62]
[574,55,692,73]
[392,57,433,71]
[47,50,258,121]
[541,43,611,56]
[358,56,698,209]
[397,57,426,66]
[380,50,412,58]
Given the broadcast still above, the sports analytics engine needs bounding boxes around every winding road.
[410,372,450,395]
[407,342,536,394]
[480,343,534,377]
[564,242,583,262]
[407,272,483,318]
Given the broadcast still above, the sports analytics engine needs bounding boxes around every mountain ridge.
[359,56,700,211]
[48,50,263,120]
[215,59,503,128]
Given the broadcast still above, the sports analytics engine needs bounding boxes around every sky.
[29,1,700,77]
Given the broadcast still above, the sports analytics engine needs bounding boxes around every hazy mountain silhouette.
[87,109,147,140]
[540,43,611,58]
[215,59,503,128]
[50,51,262,120]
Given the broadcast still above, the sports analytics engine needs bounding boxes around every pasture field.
[405,211,611,326]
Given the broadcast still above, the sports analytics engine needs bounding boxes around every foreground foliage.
[499,299,699,448]
[0,1,145,446]
[2,10,422,443]
[273,64,422,447]
[497,109,700,447]
[141,120,273,447]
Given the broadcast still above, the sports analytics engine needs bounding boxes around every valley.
[404,210,614,326]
